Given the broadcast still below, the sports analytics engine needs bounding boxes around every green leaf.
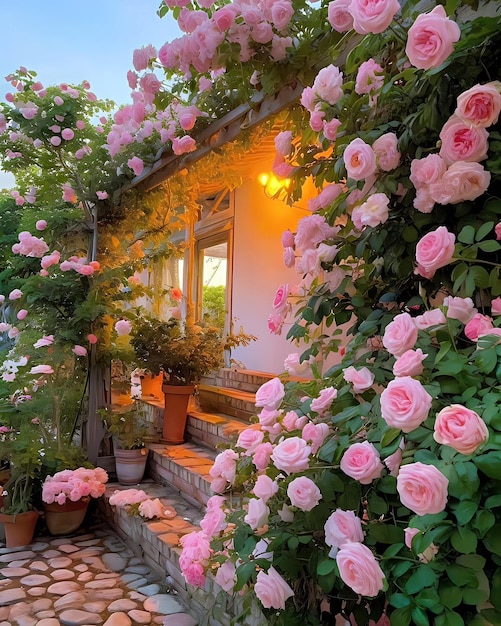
[447,563,478,587]
[475,451,501,479]
[484,525,501,556]
[416,588,441,611]
[450,527,477,554]
[475,221,494,241]
[405,565,437,595]
[477,239,501,252]
[369,523,404,545]
[412,606,430,626]
[485,494,501,508]
[491,568,501,611]
[317,558,337,576]
[472,510,495,537]
[390,606,412,626]
[368,491,388,515]
[453,500,478,525]
[235,561,257,591]
[439,583,462,609]
[381,427,402,448]
[390,593,410,608]
[458,225,475,244]
[435,611,464,626]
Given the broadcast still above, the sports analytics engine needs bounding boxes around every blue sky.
[0,0,180,189]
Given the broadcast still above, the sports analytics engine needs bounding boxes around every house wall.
[230,177,311,374]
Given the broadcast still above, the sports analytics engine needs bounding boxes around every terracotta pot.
[115,448,148,485]
[162,384,195,444]
[44,498,90,536]
[0,510,39,547]
[140,373,164,399]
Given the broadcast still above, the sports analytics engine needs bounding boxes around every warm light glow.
[258,172,291,198]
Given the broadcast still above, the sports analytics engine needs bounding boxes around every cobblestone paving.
[0,521,198,626]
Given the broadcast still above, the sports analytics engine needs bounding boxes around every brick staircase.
[98,368,275,625]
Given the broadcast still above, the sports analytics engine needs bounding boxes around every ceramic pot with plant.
[130,315,225,444]
[0,467,40,547]
[101,402,149,485]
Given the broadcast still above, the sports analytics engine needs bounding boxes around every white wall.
[230,178,311,374]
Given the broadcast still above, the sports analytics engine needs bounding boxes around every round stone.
[136,584,160,596]
[102,553,128,571]
[47,581,81,595]
[58,609,102,625]
[2,567,30,577]
[77,571,94,582]
[85,578,118,589]
[162,615,198,626]
[48,557,72,568]
[143,594,185,614]
[109,599,137,612]
[27,587,46,597]
[57,544,80,554]
[83,601,108,613]
[128,610,152,624]
[30,561,49,571]
[54,591,86,610]
[36,620,60,626]
[20,574,51,586]
[103,613,132,626]
[74,563,88,572]
[51,569,75,581]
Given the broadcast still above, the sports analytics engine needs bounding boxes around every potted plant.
[42,466,108,535]
[130,315,225,444]
[101,402,149,485]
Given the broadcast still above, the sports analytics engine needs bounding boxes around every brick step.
[147,442,217,508]
[98,479,265,626]
[196,383,257,421]
[200,367,275,393]
[186,409,249,450]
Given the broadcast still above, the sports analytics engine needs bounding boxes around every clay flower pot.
[162,384,195,444]
[0,510,39,547]
[43,498,90,536]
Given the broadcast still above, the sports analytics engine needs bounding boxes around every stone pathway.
[0,522,198,626]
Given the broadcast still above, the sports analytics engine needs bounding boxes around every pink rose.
[214,560,236,593]
[382,312,418,357]
[351,193,390,230]
[301,422,329,454]
[16,309,28,320]
[327,0,354,33]
[9,289,23,300]
[393,349,427,377]
[294,214,338,253]
[236,428,264,455]
[244,497,269,529]
[253,475,279,502]
[336,542,385,597]
[406,5,460,70]
[404,527,420,549]
[343,138,377,181]
[283,411,308,432]
[350,0,400,34]
[272,284,289,313]
[444,296,477,323]
[284,352,314,376]
[434,404,489,455]
[72,345,88,357]
[255,377,285,411]
[30,364,54,375]
[491,298,501,316]
[312,65,344,105]
[384,440,404,477]
[439,116,489,165]
[414,308,446,330]
[252,442,274,471]
[380,377,432,432]
[210,449,239,487]
[254,567,294,610]
[172,135,197,155]
[270,0,294,31]
[355,59,384,96]
[397,462,448,515]
[308,183,343,212]
[496,222,501,241]
[36,219,47,231]
[275,131,293,157]
[127,156,144,177]
[343,366,374,393]
[323,118,342,142]
[373,133,400,171]
[281,229,295,248]
[310,386,338,413]
[115,319,132,336]
[283,247,295,268]
[287,476,322,511]
[271,436,311,474]
[268,312,284,335]
[415,226,456,279]
[340,441,384,484]
[410,154,447,190]
[405,528,439,563]
[430,161,491,205]
[455,82,501,128]
[464,313,493,341]
[324,509,364,556]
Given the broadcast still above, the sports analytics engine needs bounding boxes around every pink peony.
[287,476,322,511]
[455,82,501,128]
[350,0,400,34]
[324,509,364,556]
[254,567,294,610]
[397,462,448,515]
[382,312,418,357]
[36,220,47,231]
[439,117,489,165]
[343,138,377,181]
[406,5,460,70]
[434,404,489,455]
[393,348,427,377]
[380,377,432,432]
[415,226,456,279]
[343,366,374,393]
[127,157,144,177]
[336,542,385,597]
[340,441,384,484]
[255,377,285,411]
[310,386,338,413]
[271,436,311,474]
